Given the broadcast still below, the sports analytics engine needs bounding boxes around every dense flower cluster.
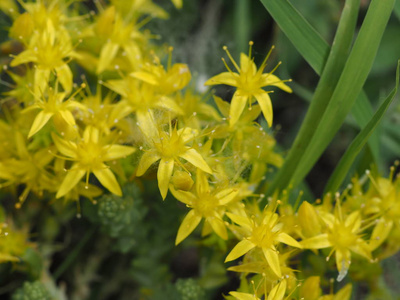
[0,1,399,299]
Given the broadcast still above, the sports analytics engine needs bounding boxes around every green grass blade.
[260,0,329,74]
[234,0,251,54]
[262,0,360,195]
[260,0,380,161]
[325,61,399,194]
[291,0,395,189]
[394,0,400,21]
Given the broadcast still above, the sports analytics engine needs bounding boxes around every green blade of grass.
[260,0,380,176]
[325,61,399,194]
[291,0,395,189]
[234,0,251,54]
[394,0,400,21]
[261,0,360,196]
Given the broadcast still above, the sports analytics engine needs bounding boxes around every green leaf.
[325,61,400,193]
[234,0,251,54]
[394,0,400,21]
[261,0,361,195]
[291,0,395,189]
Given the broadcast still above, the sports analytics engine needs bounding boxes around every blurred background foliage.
[0,0,399,299]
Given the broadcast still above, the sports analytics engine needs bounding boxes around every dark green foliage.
[11,281,51,300]
[97,183,147,253]
[175,278,206,300]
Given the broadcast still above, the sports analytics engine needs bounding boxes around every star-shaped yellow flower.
[52,126,135,198]
[301,201,372,282]
[170,170,239,244]
[136,122,212,199]
[225,203,302,278]
[205,42,292,127]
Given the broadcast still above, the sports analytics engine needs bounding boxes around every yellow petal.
[229,92,248,127]
[57,109,75,126]
[226,212,252,232]
[216,188,238,205]
[10,49,37,66]
[136,151,161,176]
[195,169,209,195]
[180,148,212,174]
[225,239,255,262]
[170,186,196,205]
[124,43,141,66]
[204,72,238,87]
[267,280,286,300]
[34,68,51,96]
[344,210,361,232]
[93,164,121,196]
[175,209,201,245]
[276,232,302,248]
[56,167,85,198]
[208,216,227,239]
[263,248,281,278]
[333,283,352,300]
[240,53,256,75]
[254,90,273,127]
[349,239,372,260]
[298,201,322,237]
[97,42,119,74]
[137,110,158,140]
[157,158,174,199]
[301,233,332,249]
[156,96,184,115]
[369,218,393,250]
[51,132,78,158]
[55,64,73,93]
[28,111,53,137]
[229,292,258,300]
[171,0,183,9]
[299,276,322,300]
[130,71,158,85]
[102,145,135,161]
[336,249,351,282]
[261,73,292,93]
[213,95,230,117]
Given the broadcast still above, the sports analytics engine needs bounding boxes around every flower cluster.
[0,1,399,299]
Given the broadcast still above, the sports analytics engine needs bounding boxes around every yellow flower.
[52,126,135,198]
[10,20,75,95]
[0,131,55,207]
[0,219,34,263]
[171,170,239,244]
[136,122,212,199]
[205,42,292,127]
[229,280,287,300]
[106,77,183,139]
[24,84,86,138]
[94,6,143,73]
[225,203,302,278]
[301,201,372,282]
[131,53,192,95]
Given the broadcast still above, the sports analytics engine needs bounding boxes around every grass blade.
[325,61,399,194]
[291,0,395,189]
[260,0,379,170]
[262,0,360,195]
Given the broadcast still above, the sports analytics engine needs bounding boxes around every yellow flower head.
[136,120,212,199]
[225,201,302,278]
[171,169,239,244]
[52,126,135,198]
[301,199,372,282]
[205,42,292,127]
